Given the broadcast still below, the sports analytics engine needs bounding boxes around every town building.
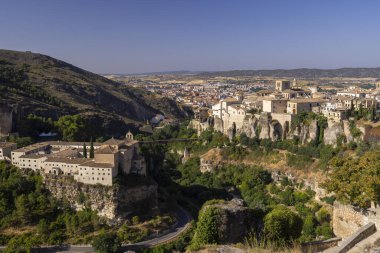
[10,133,146,186]
[275,80,291,92]
[262,98,288,113]
[0,142,17,161]
[286,99,325,115]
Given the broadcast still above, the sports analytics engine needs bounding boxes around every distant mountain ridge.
[104,70,200,77]
[0,49,188,136]
[198,68,380,79]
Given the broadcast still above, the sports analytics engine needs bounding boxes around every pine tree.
[90,137,94,158]
[83,142,87,158]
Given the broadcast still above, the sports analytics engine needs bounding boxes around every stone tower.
[126,130,134,140]
[182,147,190,164]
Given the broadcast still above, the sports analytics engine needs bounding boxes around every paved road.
[0,206,192,253]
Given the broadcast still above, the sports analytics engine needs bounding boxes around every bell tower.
[126,130,134,140]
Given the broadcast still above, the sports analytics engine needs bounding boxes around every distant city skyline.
[1,0,380,74]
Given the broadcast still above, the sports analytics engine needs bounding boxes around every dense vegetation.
[0,161,108,251]
[0,161,175,252]
[324,150,380,208]
[9,113,112,144]
[138,119,380,251]
[138,123,336,251]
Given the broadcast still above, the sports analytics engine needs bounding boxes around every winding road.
[0,206,193,253]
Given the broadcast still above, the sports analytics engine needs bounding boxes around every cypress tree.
[90,137,94,158]
[83,142,87,158]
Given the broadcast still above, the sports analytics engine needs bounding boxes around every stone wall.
[43,174,158,221]
[332,223,376,253]
[300,237,341,253]
[333,202,380,239]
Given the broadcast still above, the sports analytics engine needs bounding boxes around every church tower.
[126,130,134,140]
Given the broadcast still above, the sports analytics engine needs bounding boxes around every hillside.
[198,68,380,79]
[0,49,188,135]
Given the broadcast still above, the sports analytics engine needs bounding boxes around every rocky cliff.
[0,102,14,136]
[206,112,370,146]
[204,200,261,244]
[43,174,158,222]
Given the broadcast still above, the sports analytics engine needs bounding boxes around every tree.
[83,143,87,158]
[55,114,86,141]
[90,137,95,158]
[239,133,249,146]
[191,206,220,248]
[4,234,41,253]
[301,214,316,241]
[232,122,237,139]
[323,151,380,208]
[92,231,121,253]
[15,194,31,225]
[264,205,303,244]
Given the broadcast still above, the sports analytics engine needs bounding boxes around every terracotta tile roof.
[96,145,118,154]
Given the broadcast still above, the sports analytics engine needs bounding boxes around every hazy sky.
[1,0,380,74]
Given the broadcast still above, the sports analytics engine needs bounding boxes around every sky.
[1,0,380,74]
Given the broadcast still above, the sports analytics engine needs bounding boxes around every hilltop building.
[10,133,146,186]
[204,79,380,136]
[275,80,291,92]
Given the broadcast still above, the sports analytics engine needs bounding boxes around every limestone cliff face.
[239,117,258,138]
[43,174,158,221]
[213,117,224,133]
[204,200,261,244]
[343,120,354,143]
[0,103,14,136]
[201,114,372,146]
[289,120,318,144]
[258,113,271,139]
[324,120,368,145]
[323,121,345,145]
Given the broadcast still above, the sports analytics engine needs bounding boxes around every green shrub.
[315,223,334,239]
[190,206,220,249]
[264,205,303,244]
[92,231,121,253]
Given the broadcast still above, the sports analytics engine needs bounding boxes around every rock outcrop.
[206,112,373,146]
[43,174,158,222]
[0,103,14,136]
[289,120,318,144]
[324,121,345,145]
[204,200,261,244]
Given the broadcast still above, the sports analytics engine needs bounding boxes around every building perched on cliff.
[10,132,146,186]
[190,78,380,145]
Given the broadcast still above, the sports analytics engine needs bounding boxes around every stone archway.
[271,120,283,141]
